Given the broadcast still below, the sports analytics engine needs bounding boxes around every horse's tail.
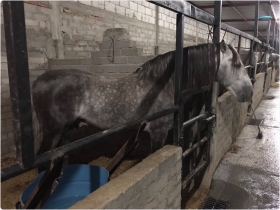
[31,98,42,155]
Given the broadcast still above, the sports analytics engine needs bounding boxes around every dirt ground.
[1,126,151,209]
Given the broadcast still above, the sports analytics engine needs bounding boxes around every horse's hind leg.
[37,128,64,173]
[149,128,169,153]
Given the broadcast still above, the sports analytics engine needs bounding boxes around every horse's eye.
[234,62,241,68]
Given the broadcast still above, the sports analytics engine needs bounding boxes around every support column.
[252,0,260,82]
[211,1,222,111]
[173,13,184,148]
[3,1,35,168]
[49,1,64,59]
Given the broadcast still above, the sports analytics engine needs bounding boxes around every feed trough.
[19,164,109,209]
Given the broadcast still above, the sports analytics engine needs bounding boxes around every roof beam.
[270,2,279,26]
[223,18,279,22]
[197,1,279,9]
[226,1,265,39]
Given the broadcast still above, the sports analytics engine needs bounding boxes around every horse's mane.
[134,50,175,82]
[134,42,240,90]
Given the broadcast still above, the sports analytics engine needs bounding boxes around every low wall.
[264,67,273,94]
[70,145,182,209]
[201,72,265,187]
[252,73,265,110]
[271,69,278,84]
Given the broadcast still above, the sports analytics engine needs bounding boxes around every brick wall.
[70,145,182,209]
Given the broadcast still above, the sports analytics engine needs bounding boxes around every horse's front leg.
[146,122,170,153]
[37,129,64,173]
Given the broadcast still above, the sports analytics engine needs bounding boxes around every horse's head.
[216,40,253,102]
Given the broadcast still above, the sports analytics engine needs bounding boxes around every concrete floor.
[209,84,280,209]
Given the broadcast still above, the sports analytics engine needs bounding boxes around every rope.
[107,36,115,63]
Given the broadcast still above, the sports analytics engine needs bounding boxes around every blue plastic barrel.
[20,165,109,209]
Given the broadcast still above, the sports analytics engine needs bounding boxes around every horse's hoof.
[15,201,22,209]
[78,122,88,128]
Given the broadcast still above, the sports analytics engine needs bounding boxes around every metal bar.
[212,1,221,110]
[222,18,277,22]
[173,13,184,148]
[154,5,159,55]
[244,65,254,69]
[149,1,262,44]
[195,1,279,9]
[252,1,259,80]
[23,157,63,209]
[270,2,279,27]
[182,137,208,158]
[257,62,265,65]
[3,1,35,168]
[272,21,276,49]
[105,122,146,174]
[253,1,259,40]
[182,160,208,189]
[150,0,214,25]
[248,40,254,78]
[220,23,261,44]
[267,19,272,46]
[237,35,241,53]
[264,19,272,75]
[1,107,178,181]
[182,113,208,128]
[204,115,216,122]
[180,87,209,100]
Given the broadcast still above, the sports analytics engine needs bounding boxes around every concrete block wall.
[49,55,155,79]
[271,69,279,84]
[70,145,182,209]
[252,73,265,111]
[202,72,266,187]
[264,67,273,94]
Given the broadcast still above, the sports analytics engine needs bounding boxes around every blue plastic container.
[259,15,272,20]
[20,165,109,209]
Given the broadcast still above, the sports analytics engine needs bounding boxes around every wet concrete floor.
[209,84,280,209]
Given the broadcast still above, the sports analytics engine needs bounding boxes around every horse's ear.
[221,40,228,53]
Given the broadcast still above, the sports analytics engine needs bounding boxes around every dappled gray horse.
[270,53,280,70]
[32,40,253,168]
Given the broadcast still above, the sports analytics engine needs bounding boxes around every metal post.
[3,1,35,167]
[248,40,254,79]
[237,35,241,53]
[264,18,271,75]
[253,0,260,81]
[272,20,276,49]
[253,1,259,39]
[212,1,222,110]
[155,5,159,55]
[173,13,184,147]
